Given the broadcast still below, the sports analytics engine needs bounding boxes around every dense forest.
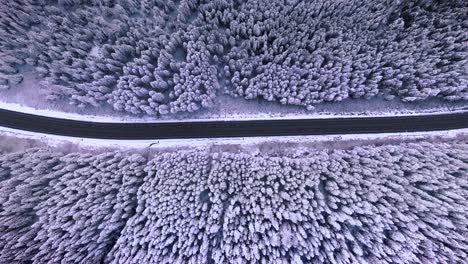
[0,0,466,116]
[1,140,466,263]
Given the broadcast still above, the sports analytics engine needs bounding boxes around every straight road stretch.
[0,109,467,139]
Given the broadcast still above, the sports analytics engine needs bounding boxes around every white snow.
[1,125,466,151]
[89,46,100,57]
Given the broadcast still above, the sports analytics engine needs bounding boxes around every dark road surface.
[0,109,467,139]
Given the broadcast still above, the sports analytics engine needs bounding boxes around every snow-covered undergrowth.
[2,98,468,123]
[1,124,466,151]
[0,0,466,117]
[0,138,467,263]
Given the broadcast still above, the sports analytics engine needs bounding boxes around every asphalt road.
[0,109,467,139]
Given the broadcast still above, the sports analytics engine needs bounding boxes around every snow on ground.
[1,125,466,153]
[1,100,467,123]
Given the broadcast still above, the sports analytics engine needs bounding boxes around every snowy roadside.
[1,100,467,124]
[1,125,466,152]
